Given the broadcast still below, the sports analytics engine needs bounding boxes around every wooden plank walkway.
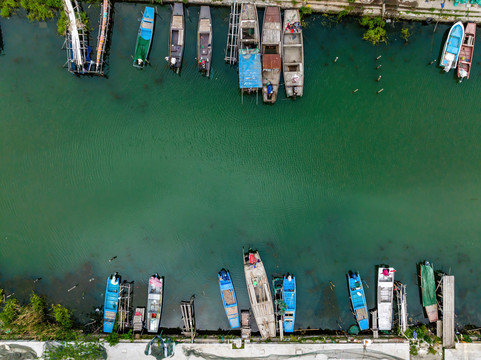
[442,275,455,349]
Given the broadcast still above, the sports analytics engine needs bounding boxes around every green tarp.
[134,36,151,62]
[421,264,436,306]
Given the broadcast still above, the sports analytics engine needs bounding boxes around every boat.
[218,269,240,329]
[282,274,296,333]
[243,248,276,339]
[272,276,285,334]
[377,267,395,331]
[347,272,369,331]
[103,272,120,333]
[282,10,304,98]
[133,307,145,332]
[168,3,185,74]
[420,261,438,323]
[238,3,262,94]
[457,22,476,80]
[146,273,164,333]
[261,6,282,103]
[133,6,155,68]
[197,6,212,77]
[440,21,464,72]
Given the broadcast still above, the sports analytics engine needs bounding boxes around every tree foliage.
[359,16,387,45]
[52,304,73,330]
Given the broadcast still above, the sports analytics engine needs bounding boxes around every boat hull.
[440,21,464,72]
[243,249,276,339]
[282,10,304,98]
[348,272,369,331]
[133,7,155,68]
[197,6,212,77]
[169,3,185,74]
[261,6,282,103]
[282,275,296,333]
[238,4,262,92]
[420,262,438,323]
[377,267,395,331]
[103,273,120,333]
[218,269,240,329]
[146,274,164,333]
[457,22,476,80]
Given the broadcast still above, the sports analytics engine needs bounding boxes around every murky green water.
[0,5,480,331]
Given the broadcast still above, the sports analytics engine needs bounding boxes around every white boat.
[282,10,304,98]
[440,21,464,72]
[243,249,276,339]
[377,266,395,331]
[146,274,164,333]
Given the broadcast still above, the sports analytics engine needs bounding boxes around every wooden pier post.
[180,295,196,342]
[442,275,455,348]
[371,310,379,339]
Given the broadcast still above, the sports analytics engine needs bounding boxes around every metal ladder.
[224,0,239,64]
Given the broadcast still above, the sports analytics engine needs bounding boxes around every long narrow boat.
[103,272,120,333]
[133,7,155,68]
[197,6,212,77]
[440,21,464,72]
[168,3,185,74]
[282,274,296,333]
[377,266,395,331]
[243,248,276,339]
[238,3,262,94]
[146,273,164,333]
[347,272,369,331]
[457,22,476,80]
[261,6,282,103]
[420,261,438,323]
[272,276,285,335]
[218,269,240,329]
[282,10,304,98]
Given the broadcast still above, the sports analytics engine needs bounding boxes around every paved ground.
[445,343,481,360]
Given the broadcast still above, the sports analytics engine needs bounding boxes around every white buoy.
[377,75,382,81]
[68,284,79,292]
[334,57,339,63]
[376,65,382,69]
[377,55,382,60]
[353,89,359,93]
[377,89,384,94]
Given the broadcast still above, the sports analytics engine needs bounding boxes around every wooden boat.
[133,307,145,332]
[168,3,185,74]
[457,22,476,80]
[218,269,240,329]
[420,261,438,323]
[146,273,164,333]
[197,6,212,77]
[133,6,155,68]
[347,272,369,331]
[282,274,296,333]
[261,6,282,103]
[440,21,464,72]
[282,10,304,98]
[238,3,262,93]
[377,266,395,331]
[243,248,276,339]
[103,272,120,333]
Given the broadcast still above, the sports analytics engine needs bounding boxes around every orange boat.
[457,22,476,80]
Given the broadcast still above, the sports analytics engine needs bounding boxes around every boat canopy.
[421,264,437,307]
[239,51,262,89]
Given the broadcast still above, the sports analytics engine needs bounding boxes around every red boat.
[457,22,476,80]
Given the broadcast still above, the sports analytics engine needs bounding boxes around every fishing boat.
[440,21,464,72]
[168,3,185,74]
[218,269,240,329]
[347,272,369,331]
[282,274,296,333]
[103,272,120,333]
[243,248,276,339]
[377,266,395,331]
[133,307,145,332]
[282,10,304,98]
[197,6,212,77]
[420,261,438,322]
[457,22,476,80]
[238,3,262,94]
[133,6,155,68]
[261,6,282,103]
[146,273,164,333]
[272,276,285,334]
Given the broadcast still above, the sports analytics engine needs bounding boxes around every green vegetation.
[57,11,69,36]
[291,0,299,6]
[299,6,312,18]
[43,340,105,360]
[428,346,437,355]
[359,16,387,45]
[409,345,418,356]
[337,6,354,22]
[401,27,411,42]
[105,332,120,347]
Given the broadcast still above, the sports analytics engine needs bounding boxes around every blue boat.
[347,272,369,331]
[133,7,155,68]
[218,269,240,329]
[282,275,296,333]
[103,272,120,333]
[440,21,465,72]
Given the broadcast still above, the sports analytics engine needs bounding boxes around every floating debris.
[6,293,15,299]
[377,75,382,82]
[377,88,384,94]
[89,278,95,282]
[109,256,117,262]
[376,55,382,60]
[33,278,42,283]
[429,59,437,65]
[376,65,382,69]
[334,56,338,63]
[68,284,79,292]
[329,280,336,290]
[352,89,359,93]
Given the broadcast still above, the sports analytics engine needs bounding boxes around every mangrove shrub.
[52,304,73,330]
[359,16,387,45]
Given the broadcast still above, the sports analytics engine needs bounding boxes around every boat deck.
[222,289,235,306]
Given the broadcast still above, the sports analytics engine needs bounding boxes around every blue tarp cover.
[239,51,262,89]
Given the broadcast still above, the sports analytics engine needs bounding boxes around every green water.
[0,6,480,331]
